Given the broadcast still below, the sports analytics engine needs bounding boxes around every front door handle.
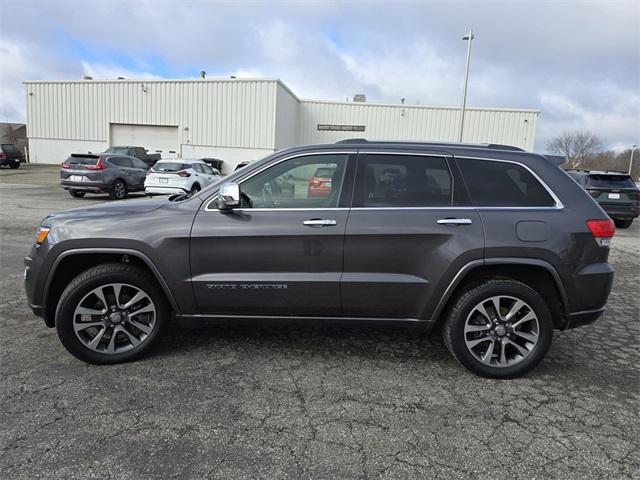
[437,218,473,226]
[303,219,337,227]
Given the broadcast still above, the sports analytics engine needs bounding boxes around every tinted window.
[131,158,148,170]
[1,144,18,153]
[240,154,348,208]
[201,164,214,175]
[66,155,100,166]
[587,175,636,189]
[354,154,452,207]
[109,157,133,168]
[104,147,129,155]
[153,162,191,172]
[459,159,555,207]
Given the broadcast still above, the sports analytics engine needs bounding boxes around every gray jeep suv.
[25,141,615,378]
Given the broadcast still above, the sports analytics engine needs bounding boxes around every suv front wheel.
[443,279,553,379]
[55,263,169,364]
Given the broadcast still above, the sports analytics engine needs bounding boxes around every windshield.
[152,162,191,172]
[587,175,636,189]
[104,147,129,155]
[1,144,18,153]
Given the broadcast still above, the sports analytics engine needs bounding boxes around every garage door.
[110,124,179,158]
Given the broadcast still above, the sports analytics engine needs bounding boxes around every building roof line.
[299,98,541,114]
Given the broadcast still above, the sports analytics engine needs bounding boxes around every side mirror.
[216,182,241,210]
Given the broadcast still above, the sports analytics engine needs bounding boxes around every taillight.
[0,152,6,159]
[177,170,191,177]
[587,189,600,198]
[86,159,105,170]
[586,219,615,247]
[61,162,70,169]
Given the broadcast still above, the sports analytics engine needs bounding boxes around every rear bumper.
[601,204,640,220]
[145,186,187,195]
[563,262,614,330]
[61,180,109,193]
[1,158,21,165]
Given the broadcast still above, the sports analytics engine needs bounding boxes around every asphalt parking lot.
[1,164,638,479]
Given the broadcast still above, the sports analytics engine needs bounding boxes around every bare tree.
[546,131,605,168]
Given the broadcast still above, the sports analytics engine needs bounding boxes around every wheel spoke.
[122,291,146,309]
[74,321,104,333]
[130,304,155,316]
[499,340,507,366]
[120,327,141,347]
[106,328,118,353]
[128,318,152,334]
[87,327,107,348]
[481,339,495,363]
[490,297,502,320]
[466,337,492,348]
[76,306,106,316]
[464,323,491,334]
[113,284,123,308]
[94,287,109,310]
[504,338,530,357]
[512,312,536,329]
[475,303,492,322]
[505,300,525,321]
[512,330,537,343]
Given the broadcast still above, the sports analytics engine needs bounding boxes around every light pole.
[458,29,475,142]
[628,144,638,176]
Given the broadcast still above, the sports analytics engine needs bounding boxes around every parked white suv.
[145,159,221,195]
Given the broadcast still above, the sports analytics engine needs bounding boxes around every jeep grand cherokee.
[25,141,615,378]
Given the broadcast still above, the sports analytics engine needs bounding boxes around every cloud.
[0,0,638,152]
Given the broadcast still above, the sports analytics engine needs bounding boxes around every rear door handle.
[437,218,473,226]
[303,219,337,227]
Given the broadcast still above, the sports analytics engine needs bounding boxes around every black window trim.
[203,150,563,211]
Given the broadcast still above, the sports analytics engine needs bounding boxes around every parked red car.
[307,167,336,198]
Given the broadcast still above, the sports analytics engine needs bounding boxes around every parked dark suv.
[566,169,640,228]
[0,143,24,168]
[26,141,615,378]
[60,153,149,200]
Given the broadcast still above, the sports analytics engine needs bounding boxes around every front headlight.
[35,227,50,245]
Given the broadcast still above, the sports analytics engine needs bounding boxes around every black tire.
[109,180,128,200]
[55,263,169,364]
[442,279,553,379]
[68,190,86,198]
[9,162,20,169]
[614,219,633,229]
[190,183,201,193]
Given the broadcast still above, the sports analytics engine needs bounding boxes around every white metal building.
[25,78,539,172]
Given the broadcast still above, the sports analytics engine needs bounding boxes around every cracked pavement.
[1,166,639,479]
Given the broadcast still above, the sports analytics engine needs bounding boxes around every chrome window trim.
[204,149,564,212]
[204,150,354,212]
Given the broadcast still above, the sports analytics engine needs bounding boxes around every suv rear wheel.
[109,180,128,200]
[614,219,633,229]
[443,279,553,379]
[68,190,86,198]
[55,263,169,364]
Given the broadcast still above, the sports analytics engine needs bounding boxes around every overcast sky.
[1,0,638,151]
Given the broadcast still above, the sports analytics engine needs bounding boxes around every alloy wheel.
[464,295,539,368]
[72,283,157,354]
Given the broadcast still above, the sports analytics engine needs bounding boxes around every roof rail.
[334,138,524,151]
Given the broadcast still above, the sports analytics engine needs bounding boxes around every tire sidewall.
[110,180,127,200]
[447,281,553,379]
[56,268,168,364]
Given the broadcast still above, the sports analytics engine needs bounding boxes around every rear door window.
[458,159,555,207]
[353,154,452,207]
[109,157,133,168]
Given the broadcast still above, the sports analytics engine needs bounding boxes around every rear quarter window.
[459,158,555,207]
